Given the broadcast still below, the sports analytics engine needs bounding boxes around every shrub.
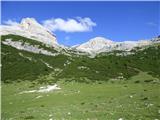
[24,115,35,119]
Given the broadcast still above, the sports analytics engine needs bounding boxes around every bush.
[144,79,153,83]
[24,115,35,119]
[134,80,140,83]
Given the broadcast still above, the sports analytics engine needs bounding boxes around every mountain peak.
[1,18,57,46]
[21,18,37,24]
[88,37,113,44]
[20,18,45,30]
[75,37,114,53]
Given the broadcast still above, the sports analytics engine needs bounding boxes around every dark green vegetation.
[1,34,160,83]
[1,35,68,82]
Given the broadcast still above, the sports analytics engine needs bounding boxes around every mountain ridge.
[1,18,160,83]
[1,18,159,56]
[75,37,157,55]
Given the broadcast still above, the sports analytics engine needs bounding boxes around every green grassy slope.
[2,81,160,120]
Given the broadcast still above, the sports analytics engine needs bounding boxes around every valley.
[1,18,160,120]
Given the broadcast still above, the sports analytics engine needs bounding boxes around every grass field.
[2,72,160,120]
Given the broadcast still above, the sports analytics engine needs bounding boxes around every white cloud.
[42,17,96,32]
[146,22,157,27]
[3,19,19,26]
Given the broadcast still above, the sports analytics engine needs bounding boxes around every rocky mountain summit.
[75,37,157,54]
[0,18,57,46]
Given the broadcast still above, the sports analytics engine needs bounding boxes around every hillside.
[1,34,160,83]
[1,34,69,82]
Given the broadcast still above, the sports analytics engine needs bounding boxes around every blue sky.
[2,1,159,46]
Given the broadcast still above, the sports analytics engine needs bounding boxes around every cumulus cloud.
[3,19,19,26]
[42,17,96,32]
